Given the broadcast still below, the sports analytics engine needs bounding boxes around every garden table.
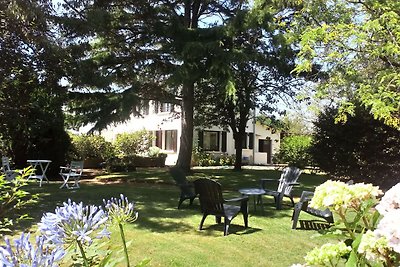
[27,159,51,187]
[239,188,266,212]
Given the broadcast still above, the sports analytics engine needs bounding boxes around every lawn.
[14,167,333,267]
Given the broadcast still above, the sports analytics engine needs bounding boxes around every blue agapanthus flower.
[0,233,65,267]
[104,194,138,224]
[38,199,109,247]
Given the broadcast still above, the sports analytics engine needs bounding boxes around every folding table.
[27,159,51,187]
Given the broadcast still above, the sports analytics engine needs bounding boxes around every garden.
[1,168,330,266]
[1,167,400,266]
[1,0,399,266]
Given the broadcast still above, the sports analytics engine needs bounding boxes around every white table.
[27,160,52,187]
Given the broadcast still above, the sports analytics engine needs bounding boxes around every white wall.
[98,101,280,165]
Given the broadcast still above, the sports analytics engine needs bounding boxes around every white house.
[100,101,280,165]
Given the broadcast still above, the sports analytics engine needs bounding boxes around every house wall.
[99,101,280,166]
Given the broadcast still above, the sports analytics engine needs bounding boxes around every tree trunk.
[176,82,195,172]
[233,131,244,171]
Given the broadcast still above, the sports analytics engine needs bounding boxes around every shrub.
[273,135,313,169]
[114,130,154,157]
[192,147,234,167]
[70,134,115,161]
[147,146,161,157]
[219,154,235,166]
[0,168,38,233]
[310,105,400,188]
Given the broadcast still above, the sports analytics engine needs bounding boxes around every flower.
[38,199,109,247]
[0,233,65,267]
[304,242,351,266]
[309,180,381,211]
[376,183,400,215]
[375,211,400,254]
[358,230,391,263]
[103,194,138,224]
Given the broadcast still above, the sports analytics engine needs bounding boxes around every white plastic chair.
[1,156,19,181]
[59,161,84,189]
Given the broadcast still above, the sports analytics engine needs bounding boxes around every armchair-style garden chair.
[194,178,249,236]
[1,156,19,181]
[59,161,84,189]
[169,167,197,209]
[291,191,334,229]
[259,166,302,210]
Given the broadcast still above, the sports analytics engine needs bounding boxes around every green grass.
[13,167,333,266]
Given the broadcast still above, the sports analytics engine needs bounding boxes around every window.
[203,131,220,151]
[165,130,177,151]
[153,101,159,114]
[259,139,271,153]
[160,103,173,112]
[249,133,254,149]
[242,134,247,149]
[141,101,149,115]
[155,130,162,148]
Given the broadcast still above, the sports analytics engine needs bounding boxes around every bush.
[0,168,38,233]
[147,146,161,157]
[310,105,400,189]
[273,135,313,169]
[70,134,115,161]
[114,130,154,157]
[192,147,235,167]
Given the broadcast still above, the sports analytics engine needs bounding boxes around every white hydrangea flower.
[375,211,400,254]
[376,183,400,215]
[310,180,381,211]
[305,242,351,266]
[358,230,390,262]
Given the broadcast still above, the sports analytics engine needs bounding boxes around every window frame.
[203,130,220,151]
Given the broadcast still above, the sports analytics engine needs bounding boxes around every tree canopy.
[264,0,400,129]
[195,5,302,170]
[0,0,70,171]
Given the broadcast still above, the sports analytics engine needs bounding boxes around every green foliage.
[0,0,70,172]
[70,134,115,161]
[114,130,154,157]
[0,168,38,233]
[280,0,400,129]
[147,146,161,157]
[192,147,235,167]
[273,135,313,168]
[310,105,400,188]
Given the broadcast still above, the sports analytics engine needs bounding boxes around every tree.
[266,0,400,129]
[195,5,301,170]
[0,0,70,173]
[59,0,246,172]
[310,104,400,189]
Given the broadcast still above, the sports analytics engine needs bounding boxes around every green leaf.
[345,250,358,267]
[135,258,151,267]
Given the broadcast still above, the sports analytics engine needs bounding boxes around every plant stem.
[338,208,356,239]
[77,240,89,267]
[119,223,130,267]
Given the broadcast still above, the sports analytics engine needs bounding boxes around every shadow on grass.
[11,168,327,235]
[197,223,262,236]
[296,220,332,231]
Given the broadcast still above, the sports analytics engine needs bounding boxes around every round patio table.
[239,188,266,212]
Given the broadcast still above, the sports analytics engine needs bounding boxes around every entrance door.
[258,139,272,164]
